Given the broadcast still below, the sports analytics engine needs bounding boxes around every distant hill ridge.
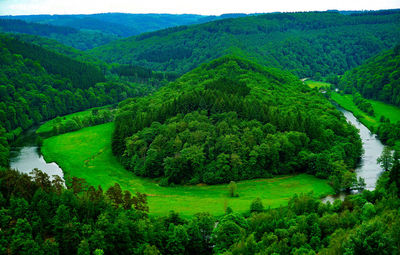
[87,10,400,77]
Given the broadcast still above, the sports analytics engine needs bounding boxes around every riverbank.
[41,122,333,217]
[331,92,400,132]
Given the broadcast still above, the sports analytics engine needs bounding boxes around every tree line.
[0,147,399,254]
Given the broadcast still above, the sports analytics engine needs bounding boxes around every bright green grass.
[36,105,111,135]
[305,80,331,89]
[42,122,333,217]
[331,92,400,131]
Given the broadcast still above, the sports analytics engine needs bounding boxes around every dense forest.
[10,33,107,66]
[339,44,400,106]
[337,44,400,146]
[0,13,249,50]
[0,19,118,50]
[0,147,399,254]
[89,11,400,77]
[1,13,250,38]
[0,33,174,167]
[112,56,362,190]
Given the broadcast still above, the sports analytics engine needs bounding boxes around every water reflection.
[10,146,64,181]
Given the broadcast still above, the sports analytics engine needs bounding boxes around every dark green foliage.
[90,11,400,78]
[0,18,77,36]
[50,109,114,136]
[10,33,106,66]
[377,147,394,171]
[1,167,400,254]
[339,44,400,106]
[110,64,180,84]
[1,13,216,38]
[0,34,105,89]
[228,181,239,197]
[113,56,362,186]
[377,122,400,146]
[0,18,118,50]
[250,198,264,213]
[353,92,375,116]
[0,33,164,167]
[338,45,400,146]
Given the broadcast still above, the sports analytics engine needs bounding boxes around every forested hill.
[0,18,118,50]
[0,13,250,38]
[0,35,105,89]
[339,44,400,106]
[9,33,105,66]
[89,10,400,78]
[0,34,163,167]
[112,56,362,190]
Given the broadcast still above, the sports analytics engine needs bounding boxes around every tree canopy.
[112,56,362,187]
[89,10,400,78]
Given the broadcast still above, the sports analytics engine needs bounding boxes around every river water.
[339,108,385,190]
[9,127,64,181]
[321,108,385,202]
[8,108,384,197]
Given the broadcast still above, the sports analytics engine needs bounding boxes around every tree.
[228,181,238,197]
[377,147,393,171]
[166,224,188,255]
[343,220,395,254]
[250,197,264,213]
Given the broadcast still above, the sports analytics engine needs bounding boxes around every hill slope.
[339,44,400,106]
[0,34,156,167]
[0,18,118,50]
[112,56,362,189]
[0,13,248,38]
[89,11,400,77]
[0,34,105,89]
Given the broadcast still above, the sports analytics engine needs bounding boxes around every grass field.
[36,105,111,135]
[304,80,331,89]
[42,122,334,217]
[331,92,400,131]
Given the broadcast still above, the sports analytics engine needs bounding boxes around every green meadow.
[304,80,331,89]
[41,122,333,217]
[36,105,111,135]
[331,92,400,131]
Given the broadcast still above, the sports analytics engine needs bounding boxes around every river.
[338,108,385,190]
[9,126,64,182]
[8,108,384,197]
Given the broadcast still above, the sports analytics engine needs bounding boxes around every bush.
[250,197,264,213]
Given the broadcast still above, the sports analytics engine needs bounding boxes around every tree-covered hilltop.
[339,44,400,106]
[89,10,400,77]
[9,33,107,66]
[0,14,251,50]
[1,13,251,38]
[0,34,168,167]
[0,34,106,89]
[112,56,362,189]
[0,18,118,50]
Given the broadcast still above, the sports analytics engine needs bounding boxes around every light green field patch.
[42,122,334,217]
[331,92,400,131]
[305,80,331,89]
[36,105,111,135]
